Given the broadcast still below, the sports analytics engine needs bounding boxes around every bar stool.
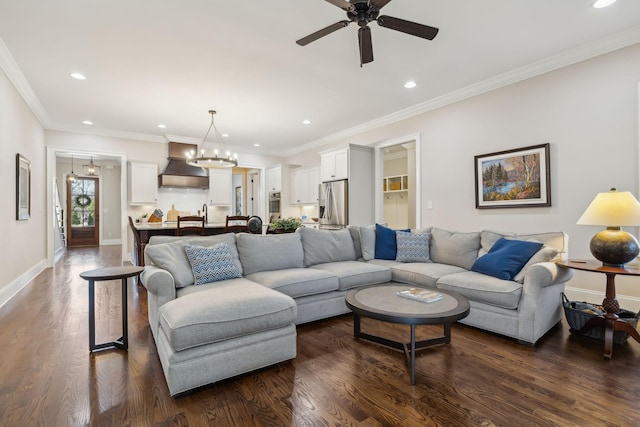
[80,266,144,352]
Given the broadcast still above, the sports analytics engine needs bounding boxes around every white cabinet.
[320,148,348,182]
[129,162,158,205]
[291,165,320,205]
[266,166,282,192]
[208,168,232,205]
[383,174,409,193]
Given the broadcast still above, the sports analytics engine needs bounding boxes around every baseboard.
[564,286,640,312]
[0,259,47,310]
[54,246,65,264]
[101,239,122,246]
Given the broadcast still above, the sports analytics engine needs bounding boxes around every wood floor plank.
[1,245,640,426]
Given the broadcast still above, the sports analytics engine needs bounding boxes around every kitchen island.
[130,221,226,266]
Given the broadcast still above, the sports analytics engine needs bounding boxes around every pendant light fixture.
[186,110,238,169]
[83,156,100,176]
[67,154,78,182]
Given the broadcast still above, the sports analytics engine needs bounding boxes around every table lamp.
[577,188,640,266]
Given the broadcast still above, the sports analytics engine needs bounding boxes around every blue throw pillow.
[471,238,543,281]
[375,223,410,260]
[396,231,431,263]
[184,242,242,285]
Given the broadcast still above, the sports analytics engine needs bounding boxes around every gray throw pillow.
[513,246,560,283]
[359,226,376,261]
[298,227,356,267]
[430,228,481,270]
[395,231,431,263]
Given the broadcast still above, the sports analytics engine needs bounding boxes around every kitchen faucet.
[202,204,208,223]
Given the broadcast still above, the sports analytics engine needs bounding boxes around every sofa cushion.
[471,238,543,281]
[430,228,480,270]
[395,231,431,263]
[479,230,566,258]
[391,262,467,288]
[237,233,304,275]
[245,268,339,298]
[436,271,523,310]
[347,225,363,259]
[145,240,192,287]
[160,279,296,351]
[310,261,391,291]
[298,227,356,267]
[184,243,242,285]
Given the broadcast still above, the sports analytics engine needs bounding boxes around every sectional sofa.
[141,226,573,396]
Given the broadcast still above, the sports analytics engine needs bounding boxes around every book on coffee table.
[396,288,444,303]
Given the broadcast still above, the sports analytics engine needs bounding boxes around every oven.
[269,191,281,221]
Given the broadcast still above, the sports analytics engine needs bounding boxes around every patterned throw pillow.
[396,231,432,263]
[184,242,242,286]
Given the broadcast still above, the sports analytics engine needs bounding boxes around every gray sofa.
[141,226,573,396]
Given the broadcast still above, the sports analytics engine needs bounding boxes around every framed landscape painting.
[16,153,31,220]
[475,143,550,209]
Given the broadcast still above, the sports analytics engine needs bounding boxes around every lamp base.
[590,228,640,267]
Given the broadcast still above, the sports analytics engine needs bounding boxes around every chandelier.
[83,156,100,176]
[186,110,238,169]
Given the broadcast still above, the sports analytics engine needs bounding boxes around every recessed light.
[404,81,417,89]
[158,124,167,129]
[593,0,616,8]
[222,133,229,138]
[70,72,86,80]
[82,120,93,125]
[254,143,260,147]
[302,120,311,125]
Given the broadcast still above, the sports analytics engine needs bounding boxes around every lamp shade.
[577,188,640,266]
[577,189,640,227]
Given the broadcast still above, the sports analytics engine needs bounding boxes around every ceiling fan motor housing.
[347,1,379,26]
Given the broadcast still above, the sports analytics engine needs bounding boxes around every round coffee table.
[345,283,470,384]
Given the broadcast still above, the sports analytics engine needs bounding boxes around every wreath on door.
[75,195,92,207]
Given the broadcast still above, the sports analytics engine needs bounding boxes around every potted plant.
[269,217,302,233]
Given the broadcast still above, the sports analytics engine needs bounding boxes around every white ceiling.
[1,0,640,156]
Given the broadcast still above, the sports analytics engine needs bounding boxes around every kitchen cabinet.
[208,168,232,205]
[129,162,158,205]
[266,166,282,192]
[291,165,320,205]
[320,148,348,182]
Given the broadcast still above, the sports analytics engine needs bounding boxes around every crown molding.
[0,37,50,126]
[47,124,168,144]
[285,26,640,156]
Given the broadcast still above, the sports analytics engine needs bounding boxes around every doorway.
[66,177,99,247]
[375,136,420,229]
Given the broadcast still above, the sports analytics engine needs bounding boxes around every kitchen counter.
[130,221,227,266]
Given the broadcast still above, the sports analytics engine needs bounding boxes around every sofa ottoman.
[156,279,297,396]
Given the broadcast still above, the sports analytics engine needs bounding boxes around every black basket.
[561,293,640,344]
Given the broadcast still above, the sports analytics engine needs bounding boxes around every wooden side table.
[80,266,144,352]
[557,260,640,359]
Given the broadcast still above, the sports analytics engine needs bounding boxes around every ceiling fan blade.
[296,20,351,46]
[358,26,374,66]
[324,0,355,12]
[377,15,439,40]
[370,0,392,9]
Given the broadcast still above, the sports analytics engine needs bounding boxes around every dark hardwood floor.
[1,245,639,426]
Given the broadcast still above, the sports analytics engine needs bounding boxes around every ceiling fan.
[296,0,439,66]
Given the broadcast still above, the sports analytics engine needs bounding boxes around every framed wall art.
[475,143,550,209]
[16,153,31,220]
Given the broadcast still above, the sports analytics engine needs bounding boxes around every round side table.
[80,266,144,352]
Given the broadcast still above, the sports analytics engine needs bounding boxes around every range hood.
[158,142,209,189]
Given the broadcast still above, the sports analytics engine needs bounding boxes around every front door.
[67,177,99,247]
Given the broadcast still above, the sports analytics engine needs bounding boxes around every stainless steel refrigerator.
[319,179,348,229]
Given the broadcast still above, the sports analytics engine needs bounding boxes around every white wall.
[0,69,47,306]
[287,43,640,308]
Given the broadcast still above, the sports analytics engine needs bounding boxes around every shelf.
[383,174,408,193]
